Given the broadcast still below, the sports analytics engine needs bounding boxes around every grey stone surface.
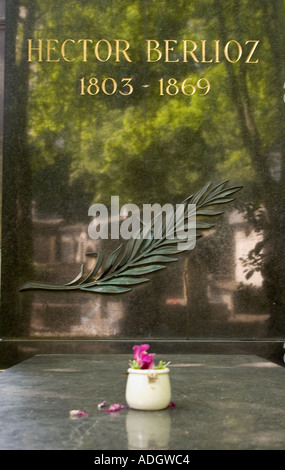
[0,353,284,450]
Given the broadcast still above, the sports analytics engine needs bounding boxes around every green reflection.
[1,0,284,338]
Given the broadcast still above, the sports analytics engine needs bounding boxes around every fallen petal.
[69,409,90,417]
[97,400,107,409]
[105,403,128,412]
[168,402,176,408]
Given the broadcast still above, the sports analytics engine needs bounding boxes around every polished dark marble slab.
[2,1,285,346]
[0,354,284,450]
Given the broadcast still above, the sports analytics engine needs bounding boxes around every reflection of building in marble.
[167,211,265,305]
[204,211,266,317]
[29,215,127,337]
[33,218,97,268]
[72,299,124,337]
[30,297,125,337]
[28,207,269,338]
[164,209,269,337]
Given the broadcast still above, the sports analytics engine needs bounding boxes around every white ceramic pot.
[125,367,171,411]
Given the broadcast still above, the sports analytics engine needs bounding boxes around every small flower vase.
[125,367,171,411]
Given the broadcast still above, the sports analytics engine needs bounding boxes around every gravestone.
[0,0,284,367]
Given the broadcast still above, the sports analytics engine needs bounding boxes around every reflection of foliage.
[240,240,265,281]
[241,203,267,235]
[234,283,270,314]
[33,154,94,221]
[23,0,283,215]
[20,181,241,294]
[239,203,267,280]
[21,1,283,210]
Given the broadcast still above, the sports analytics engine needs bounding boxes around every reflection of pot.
[125,368,171,411]
[126,409,171,450]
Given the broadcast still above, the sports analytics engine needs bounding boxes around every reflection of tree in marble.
[2,0,284,337]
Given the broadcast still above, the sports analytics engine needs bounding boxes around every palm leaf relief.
[20,181,242,294]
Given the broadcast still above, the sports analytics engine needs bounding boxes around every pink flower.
[133,344,156,369]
